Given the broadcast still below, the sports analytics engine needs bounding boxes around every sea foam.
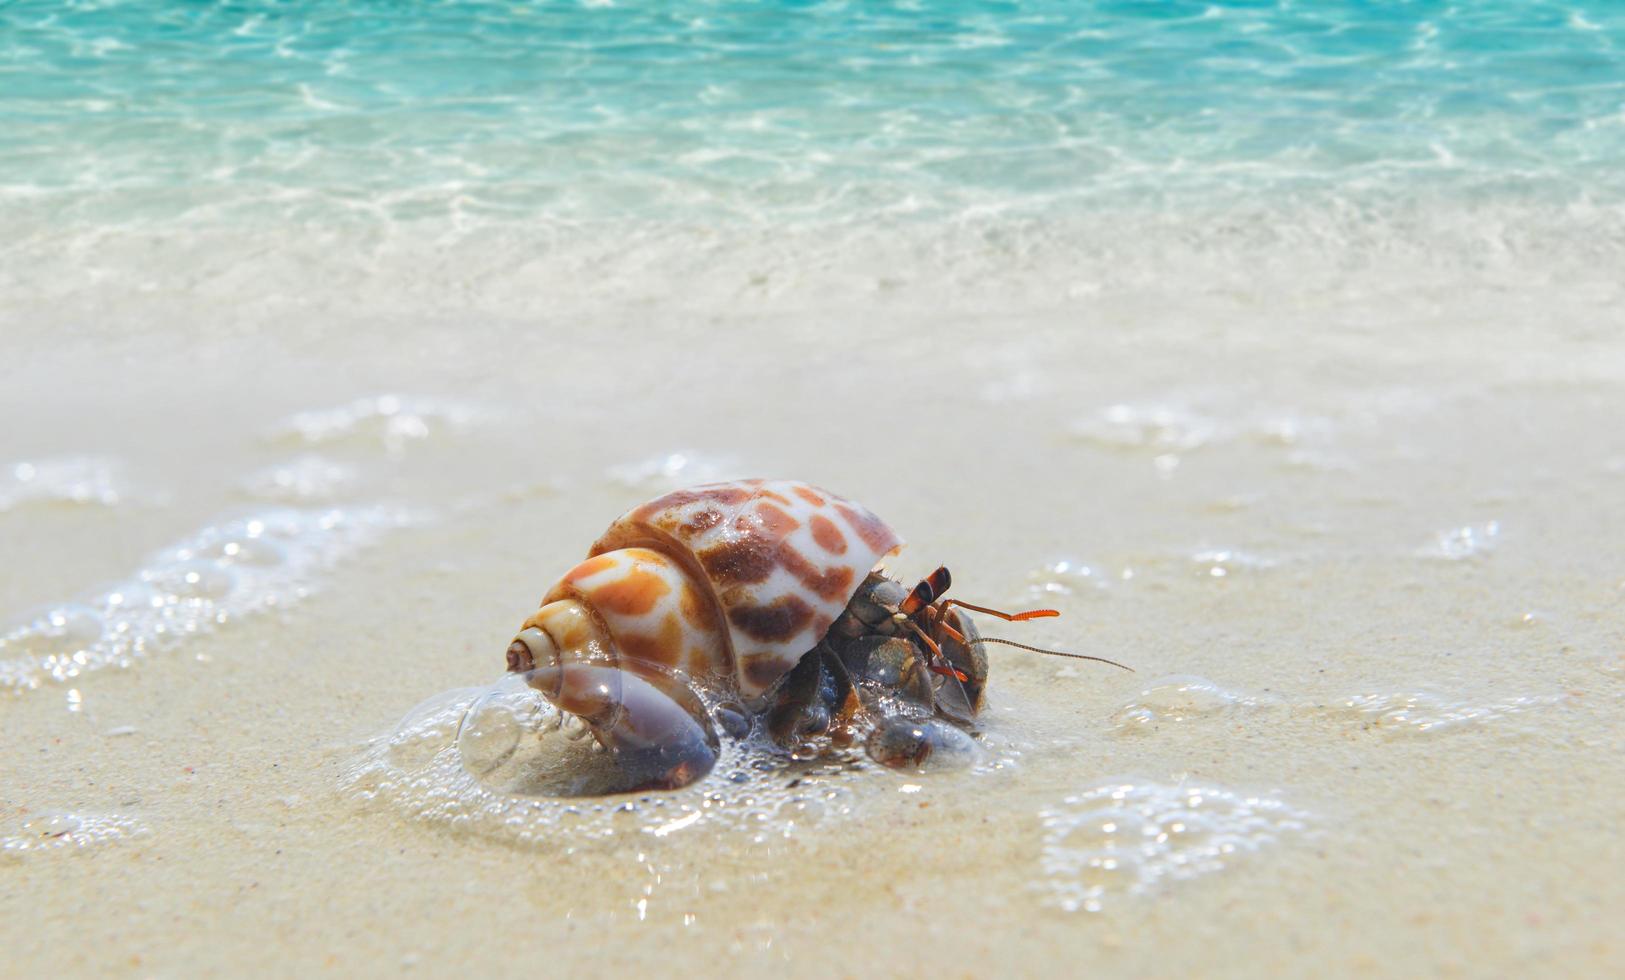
[0,506,410,692]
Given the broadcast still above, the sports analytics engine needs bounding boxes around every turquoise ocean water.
[4,1,1624,281]
[6,1,1624,219]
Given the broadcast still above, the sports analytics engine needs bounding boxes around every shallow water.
[4,1,1625,977]
[7,0,1625,224]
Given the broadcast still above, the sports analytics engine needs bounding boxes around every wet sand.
[3,236,1623,976]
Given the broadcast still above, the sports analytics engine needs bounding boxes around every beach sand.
[3,222,1622,975]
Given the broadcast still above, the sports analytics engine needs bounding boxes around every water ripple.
[3,0,1623,233]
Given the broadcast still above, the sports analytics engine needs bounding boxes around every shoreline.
[7,195,1625,323]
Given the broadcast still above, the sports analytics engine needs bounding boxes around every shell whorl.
[540,546,730,685]
[583,479,904,699]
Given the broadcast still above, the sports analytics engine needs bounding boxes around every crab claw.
[523,663,719,792]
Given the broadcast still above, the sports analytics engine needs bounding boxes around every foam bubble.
[267,395,481,457]
[1111,675,1265,733]
[240,455,358,502]
[1038,781,1311,912]
[1418,521,1500,560]
[0,811,149,861]
[451,673,644,798]
[1314,691,1568,737]
[0,506,411,692]
[346,677,1019,847]
[343,686,866,848]
[0,456,125,510]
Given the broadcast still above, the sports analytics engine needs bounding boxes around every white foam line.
[0,812,150,861]
[0,505,414,692]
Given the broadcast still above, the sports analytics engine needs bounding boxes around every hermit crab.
[489,479,1127,794]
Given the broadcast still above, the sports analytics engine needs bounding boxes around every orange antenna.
[942,598,1059,622]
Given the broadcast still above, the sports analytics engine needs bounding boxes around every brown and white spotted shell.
[505,479,902,790]
[589,479,902,697]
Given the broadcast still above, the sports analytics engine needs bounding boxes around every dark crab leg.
[765,642,859,746]
[904,618,970,683]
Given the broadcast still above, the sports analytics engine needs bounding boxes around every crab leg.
[904,618,970,684]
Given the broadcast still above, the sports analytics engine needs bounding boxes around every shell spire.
[591,479,903,698]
